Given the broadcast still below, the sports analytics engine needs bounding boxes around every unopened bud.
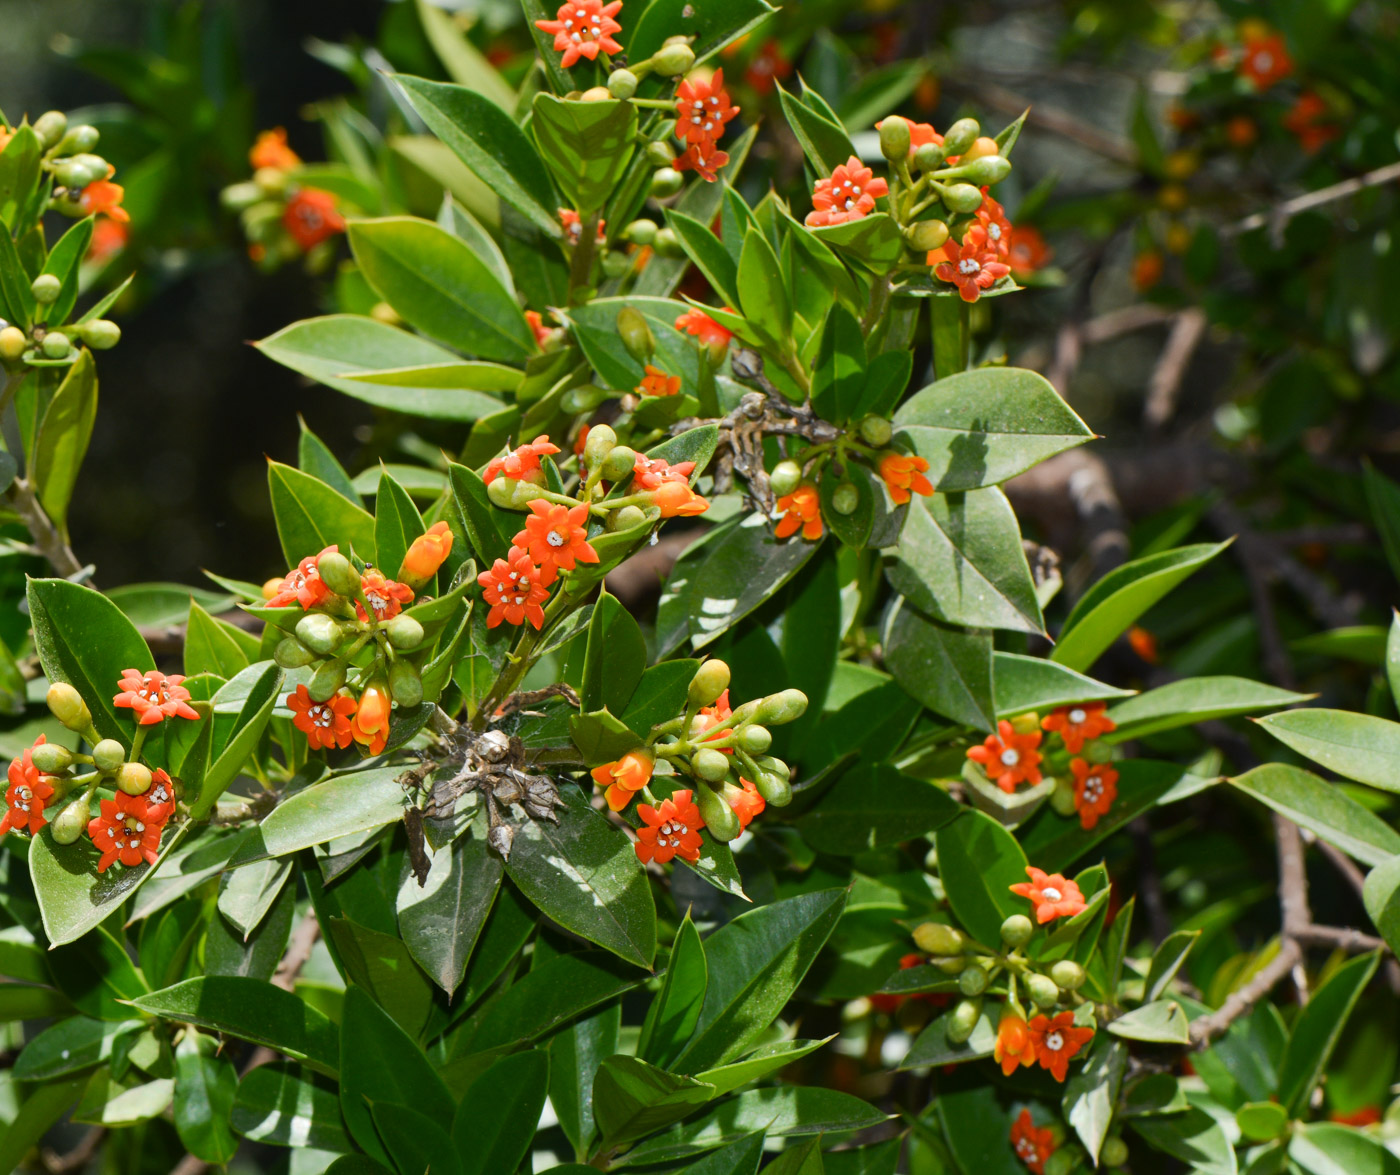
[940,183,984,214]
[858,416,893,447]
[56,153,108,189]
[652,41,696,76]
[904,219,949,252]
[79,320,120,350]
[609,505,647,531]
[695,781,740,841]
[1027,973,1061,1008]
[650,169,683,198]
[608,69,638,99]
[117,763,152,796]
[959,965,988,996]
[486,474,547,510]
[220,181,264,211]
[0,327,25,361]
[645,140,675,168]
[295,612,346,656]
[737,724,771,754]
[253,166,289,195]
[941,118,981,157]
[31,275,61,304]
[601,446,638,482]
[581,86,612,102]
[946,998,982,1043]
[92,739,126,773]
[47,683,91,730]
[831,483,859,515]
[769,460,802,498]
[617,306,654,362]
[31,743,74,774]
[913,142,943,172]
[601,251,630,278]
[693,747,731,782]
[1050,778,1078,817]
[688,659,730,708]
[755,688,808,726]
[962,136,999,162]
[562,385,608,414]
[752,769,792,806]
[41,332,71,359]
[961,155,1011,185]
[1043,1150,1076,1175]
[389,659,422,707]
[879,117,911,161]
[755,755,790,780]
[55,125,99,156]
[33,111,68,149]
[934,954,966,974]
[262,578,283,600]
[582,423,617,469]
[315,551,359,598]
[1100,1137,1129,1167]
[51,796,90,844]
[624,218,657,246]
[274,636,317,668]
[384,614,425,651]
[308,660,346,703]
[1050,960,1086,991]
[912,921,967,956]
[1000,914,1034,947]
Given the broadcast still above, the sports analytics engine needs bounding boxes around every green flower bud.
[51,795,90,845]
[624,219,658,247]
[296,612,347,656]
[645,140,676,168]
[1043,1149,1076,1175]
[308,659,347,703]
[1100,1137,1129,1167]
[695,781,740,841]
[962,136,1000,162]
[57,153,108,189]
[389,659,422,708]
[934,954,967,974]
[1050,778,1078,817]
[941,183,984,214]
[737,724,771,754]
[220,181,265,211]
[274,636,317,669]
[0,327,26,361]
[601,446,638,482]
[755,755,790,780]
[616,306,654,362]
[769,459,802,498]
[650,169,684,199]
[33,111,68,149]
[752,769,792,806]
[55,124,99,156]
[562,385,609,414]
[117,763,153,797]
[688,659,730,708]
[608,68,639,99]
[31,275,61,304]
[581,86,613,102]
[1051,960,1086,992]
[1000,913,1034,947]
[40,332,71,359]
[913,142,944,172]
[78,320,121,350]
[831,483,859,515]
[46,682,90,730]
[30,743,73,774]
[313,551,357,598]
[904,219,950,252]
[652,40,696,76]
[601,251,630,278]
[912,921,967,956]
[941,118,981,157]
[946,998,982,1043]
[1085,739,1115,765]
[609,505,647,531]
[253,166,288,195]
[961,155,1011,185]
[385,614,425,651]
[486,474,546,510]
[959,964,988,996]
[755,688,808,726]
[92,739,126,774]
[879,117,911,161]
[693,747,731,782]
[1027,972,1061,1008]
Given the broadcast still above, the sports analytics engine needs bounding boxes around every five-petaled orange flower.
[637,364,682,397]
[87,790,163,873]
[350,679,391,756]
[653,480,710,517]
[591,749,654,811]
[1008,226,1052,276]
[1010,1109,1056,1175]
[87,218,129,264]
[879,453,933,505]
[635,788,705,864]
[287,684,358,751]
[966,720,1042,792]
[632,454,695,491]
[970,190,1013,258]
[1028,1011,1094,1082]
[676,69,740,147]
[283,188,345,251]
[560,208,607,244]
[535,0,623,70]
[268,545,338,609]
[743,40,791,96]
[526,310,556,349]
[674,139,730,183]
[1010,866,1087,924]
[994,1013,1036,1077]
[1283,92,1338,154]
[1239,31,1292,89]
[114,669,200,726]
[478,546,551,629]
[78,167,130,223]
[775,484,823,541]
[400,521,454,586]
[1071,759,1118,830]
[675,308,734,350]
[484,436,561,484]
[1041,702,1115,753]
[726,777,765,830]
[513,500,600,585]
[934,237,1011,303]
[356,569,414,623]
[250,127,301,171]
[805,156,889,228]
[1,737,55,835]
[142,769,178,824]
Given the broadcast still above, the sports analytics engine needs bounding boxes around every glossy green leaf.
[1363,855,1400,955]
[1256,708,1400,793]
[1229,764,1400,867]
[268,461,377,568]
[626,0,776,65]
[373,1102,464,1175]
[326,917,436,1039]
[33,348,97,539]
[581,589,647,714]
[231,1063,353,1151]
[665,209,740,307]
[0,1077,87,1174]
[639,913,708,1069]
[1108,1000,1191,1044]
[48,925,148,1020]
[883,597,994,731]
[397,829,501,997]
[231,768,405,863]
[532,93,637,218]
[299,417,362,505]
[1106,677,1313,740]
[450,1047,549,1174]
[797,763,960,854]
[373,468,425,586]
[205,865,296,982]
[13,1016,129,1082]
[561,295,702,393]
[594,1054,717,1149]
[1063,1039,1127,1166]
[1277,951,1380,1115]
[173,1030,239,1163]
[1291,1122,1400,1175]
[777,82,858,176]
[935,809,1029,946]
[992,653,1134,717]
[193,662,282,821]
[694,1037,834,1097]
[549,1000,619,1157]
[184,600,255,679]
[1131,1107,1238,1175]
[737,225,792,345]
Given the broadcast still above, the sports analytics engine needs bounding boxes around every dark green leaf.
[173,1030,239,1164]
[797,763,960,855]
[935,809,1029,946]
[1277,951,1380,1115]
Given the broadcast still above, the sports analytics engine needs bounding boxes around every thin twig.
[1228,159,1400,239]
[1144,308,1207,431]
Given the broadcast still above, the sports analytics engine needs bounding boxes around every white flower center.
[1041,886,1062,902]
[546,530,566,548]
[988,223,1002,240]
[1017,1140,1037,1159]
[1084,778,1102,802]
[959,258,981,275]
[1068,708,1086,724]
[1254,51,1272,71]
[1045,1031,1064,1051]
[1000,749,1020,766]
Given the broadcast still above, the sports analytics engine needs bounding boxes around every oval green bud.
[608,68,638,99]
[1050,960,1086,992]
[769,459,802,498]
[601,446,638,482]
[831,483,859,515]
[934,954,967,974]
[31,274,61,304]
[1027,973,1061,1008]
[961,155,1011,185]
[624,218,658,247]
[30,743,74,774]
[652,40,696,76]
[33,111,68,149]
[688,659,730,708]
[55,124,99,155]
[315,551,359,598]
[650,169,683,199]
[737,724,771,754]
[308,660,346,703]
[486,474,546,510]
[958,965,988,996]
[40,332,71,359]
[92,739,126,773]
[645,140,675,168]
[389,659,423,708]
[755,688,808,726]
[296,612,346,656]
[0,326,25,361]
[51,796,90,845]
[581,86,612,102]
[946,998,982,1043]
[905,219,950,252]
[913,142,944,172]
[752,769,792,807]
[385,614,425,651]
[274,636,317,669]
[693,747,731,782]
[1100,1137,1129,1167]
[755,755,790,780]
[610,505,647,531]
[1043,1149,1076,1175]
[1000,913,1034,947]
[1050,778,1079,817]
[54,159,92,190]
[219,180,264,211]
[858,416,892,447]
[562,385,608,414]
[912,921,967,956]
[616,306,654,362]
[941,183,984,214]
[695,782,740,841]
[581,423,616,467]
[117,763,153,796]
[653,227,684,257]
[46,682,90,729]
[65,153,109,187]
[601,251,630,278]
[942,118,981,157]
[879,117,911,161]
[78,319,121,350]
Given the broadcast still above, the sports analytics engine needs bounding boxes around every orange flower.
[283,189,345,251]
[114,669,200,726]
[484,436,561,485]
[1070,759,1118,830]
[478,546,551,629]
[1283,92,1338,154]
[250,128,301,171]
[0,127,12,154]
[726,777,765,830]
[142,769,178,825]
[1027,1011,1094,1081]
[675,308,733,349]
[1,737,56,835]
[535,0,623,69]
[78,168,130,223]
[560,208,607,244]
[87,218,130,264]
[287,684,357,751]
[775,484,822,541]
[526,310,556,348]
[994,1013,1036,1077]
[356,569,414,623]
[676,69,740,147]
[87,790,164,872]
[591,749,654,811]
[635,788,705,864]
[674,139,730,183]
[399,521,454,586]
[934,237,1011,303]
[1239,31,1292,90]
[1225,115,1258,148]
[970,190,1012,258]
[268,546,339,609]
[637,364,682,397]
[1331,1106,1383,1127]
[879,453,933,505]
[632,454,695,490]
[1010,1109,1056,1175]
[1010,866,1087,925]
[1007,225,1052,276]
[652,480,710,517]
[349,680,391,756]
[744,39,791,96]
[966,720,1042,792]
[1127,625,1159,662]
[805,156,889,228]
[513,500,600,585]
[1041,703,1115,753]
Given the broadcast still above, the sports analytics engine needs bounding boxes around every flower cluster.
[674,68,740,183]
[221,128,348,269]
[535,0,623,70]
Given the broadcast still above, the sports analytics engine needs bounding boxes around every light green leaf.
[1228,764,1400,867]
[1256,708,1400,793]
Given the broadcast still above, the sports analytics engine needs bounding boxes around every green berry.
[315,551,359,598]
[389,659,423,708]
[831,483,860,515]
[650,169,684,198]
[608,68,638,99]
[610,505,647,531]
[295,612,346,656]
[92,739,125,774]
[30,743,73,774]
[695,782,740,841]
[33,111,68,149]
[601,446,638,482]
[1051,960,1086,991]
[616,306,654,362]
[879,117,911,160]
[941,118,981,157]
[858,416,893,447]
[652,40,696,76]
[1027,973,1061,1008]
[913,142,944,172]
[0,327,26,361]
[486,474,546,510]
[624,219,658,246]
[752,769,792,807]
[645,140,675,168]
[308,660,346,703]
[79,319,121,350]
[46,682,91,730]
[941,183,984,214]
[961,155,1011,185]
[958,965,988,996]
[755,689,808,726]
[1100,1137,1129,1167]
[55,124,99,155]
[946,998,982,1043]
[770,460,802,498]
[51,796,90,845]
[904,219,950,252]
